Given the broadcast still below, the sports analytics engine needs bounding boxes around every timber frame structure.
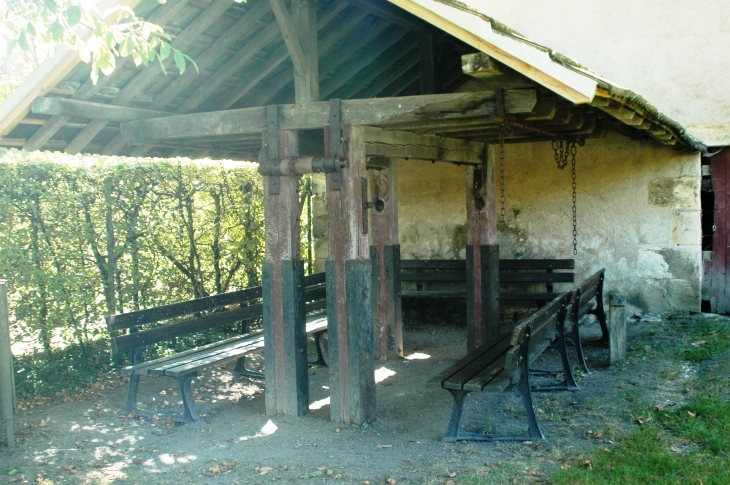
[0,0,707,424]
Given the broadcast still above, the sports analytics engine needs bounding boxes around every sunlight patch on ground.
[375,366,396,384]
[309,397,330,410]
[238,419,278,441]
[404,352,431,360]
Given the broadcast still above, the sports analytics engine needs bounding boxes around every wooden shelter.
[0,0,708,424]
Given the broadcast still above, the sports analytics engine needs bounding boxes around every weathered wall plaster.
[396,132,702,314]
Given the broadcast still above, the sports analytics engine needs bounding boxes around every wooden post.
[370,163,402,359]
[292,0,319,103]
[262,130,308,415]
[0,280,15,448]
[325,125,375,424]
[609,294,627,365]
[465,145,498,351]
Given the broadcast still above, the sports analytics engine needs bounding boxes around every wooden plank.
[112,304,262,353]
[401,260,466,269]
[31,97,172,122]
[319,26,410,98]
[500,259,574,269]
[292,0,319,103]
[500,272,574,283]
[107,285,263,331]
[400,271,465,282]
[346,0,429,31]
[481,245,500,342]
[712,150,728,313]
[326,125,370,424]
[371,160,400,360]
[347,258,375,425]
[281,259,308,415]
[268,0,307,79]
[160,336,266,377]
[401,290,465,298]
[419,33,436,94]
[121,91,523,142]
[442,333,513,389]
[364,126,484,164]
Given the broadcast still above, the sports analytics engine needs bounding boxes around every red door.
[711,149,730,313]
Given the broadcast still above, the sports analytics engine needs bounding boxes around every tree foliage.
[0,0,198,84]
[0,149,265,355]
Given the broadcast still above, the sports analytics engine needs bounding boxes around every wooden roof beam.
[210,1,349,111]
[21,0,192,151]
[345,0,428,32]
[121,91,533,142]
[63,0,238,155]
[319,28,412,98]
[268,0,307,80]
[31,97,172,122]
[364,126,483,163]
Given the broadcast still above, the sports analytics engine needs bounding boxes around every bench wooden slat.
[400,271,466,282]
[463,347,517,391]
[401,260,466,270]
[500,272,575,283]
[500,259,575,270]
[112,304,263,353]
[401,290,466,298]
[155,336,266,376]
[499,292,560,301]
[442,333,514,389]
[107,285,263,331]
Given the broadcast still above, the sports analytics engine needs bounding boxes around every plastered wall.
[397,132,702,314]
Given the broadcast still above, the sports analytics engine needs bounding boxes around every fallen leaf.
[256,466,272,476]
[587,429,594,435]
[447,471,456,477]
[387,478,397,485]
[671,446,682,453]
[445,481,455,485]
[580,460,592,469]
[38,420,46,427]
[634,417,645,425]
[377,444,392,448]
[172,451,184,457]
[17,429,29,435]
[335,428,340,433]
[687,411,697,419]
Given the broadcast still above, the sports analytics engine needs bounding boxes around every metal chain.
[552,138,569,170]
[571,141,578,255]
[498,124,507,223]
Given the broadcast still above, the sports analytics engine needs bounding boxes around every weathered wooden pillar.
[465,145,499,351]
[325,124,376,425]
[370,163,402,360]
[262,129,309,416]
[609,294,627,365]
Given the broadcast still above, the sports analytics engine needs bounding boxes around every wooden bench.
[399,259,575,319]
[431,268,607,442]
[106,273,328,422]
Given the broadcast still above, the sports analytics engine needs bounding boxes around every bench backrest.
[400,259,575,291]
[574,268,605,318]
[107,272,327,354]
[435,290,570,391]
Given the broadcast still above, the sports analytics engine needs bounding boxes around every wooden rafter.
[121,90,536,142]
[63,0,238,155]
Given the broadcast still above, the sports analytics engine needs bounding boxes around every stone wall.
[395,132,702,314]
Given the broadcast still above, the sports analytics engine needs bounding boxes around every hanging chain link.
[498,123,508,223]
[571,141,578,255]
[552,138,570,170]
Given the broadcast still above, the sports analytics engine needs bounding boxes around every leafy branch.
[1,0,198,84]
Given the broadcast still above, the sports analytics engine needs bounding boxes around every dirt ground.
[0,312,705,485]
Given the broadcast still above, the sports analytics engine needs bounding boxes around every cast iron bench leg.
[124,373,141,414]
[177,374,200,422]
[566,319,590,374]
[234,356,265,379]
[308,330,328,368]
[442,389,470,442]
[441,328,546,442]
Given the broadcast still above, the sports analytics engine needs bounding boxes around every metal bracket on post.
[329,99,345,190]
[266,104,280,195]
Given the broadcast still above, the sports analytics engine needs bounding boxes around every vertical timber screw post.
[608,294,627,365]
[0,280,15,447]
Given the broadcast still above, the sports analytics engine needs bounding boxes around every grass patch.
[551,316,730,485]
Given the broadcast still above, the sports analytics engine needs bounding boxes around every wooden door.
[710,149,730,313]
